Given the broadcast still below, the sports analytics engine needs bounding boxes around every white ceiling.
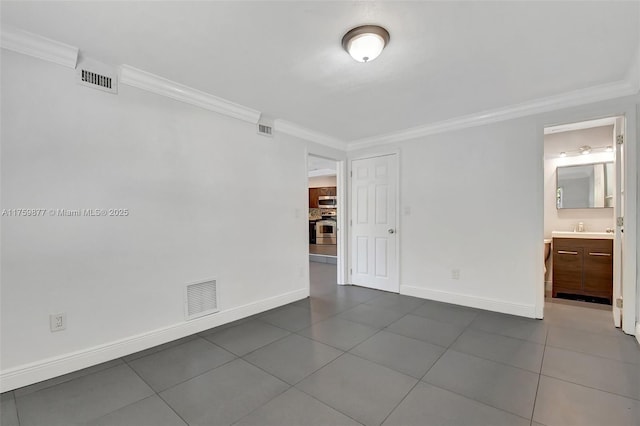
[2,1,639,142]
[308,156,336,177]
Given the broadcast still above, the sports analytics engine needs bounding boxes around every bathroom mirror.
[556,162,614,209]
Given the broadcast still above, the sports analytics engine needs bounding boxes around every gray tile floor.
[2,262,639,426]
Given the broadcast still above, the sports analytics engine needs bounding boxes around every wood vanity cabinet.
[552,238,613,303]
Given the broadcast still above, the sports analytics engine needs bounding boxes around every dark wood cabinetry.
[309,188,320,208]
[309,187,336,208]
[552,238,613,303]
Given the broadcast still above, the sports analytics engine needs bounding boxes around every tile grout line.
[290,352,367,426]
[414,313,536,423]
[422,311,539,422]
[227,383,292,426]
[529,326,550,425]
[544,342,640,366]
[121,356,191,426]
[378,310,478,425]
[537,372,640,402]
[14,392,22,426]
[11,359,126,398]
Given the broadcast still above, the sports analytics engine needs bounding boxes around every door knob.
[388,229,395,234]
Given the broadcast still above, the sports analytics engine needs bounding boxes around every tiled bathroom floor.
[2,262,639,426]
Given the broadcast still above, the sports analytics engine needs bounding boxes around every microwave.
[318,196,337,208]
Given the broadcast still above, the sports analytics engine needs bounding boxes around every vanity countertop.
[551,231,614,240]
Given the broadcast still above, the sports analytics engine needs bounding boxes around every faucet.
[573,222,585,232]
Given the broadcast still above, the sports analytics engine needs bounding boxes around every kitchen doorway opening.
[307,154,346,291]
[541,115,633,333]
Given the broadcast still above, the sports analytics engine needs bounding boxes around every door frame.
[347,149,401,291]
[537,105,637,336]
[306,151,348,285]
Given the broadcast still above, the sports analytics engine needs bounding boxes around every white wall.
[349,95,638,324]
[543,126,615,237]
[308,175,337,188]
[397,118,541,316]
[0,50,315,389]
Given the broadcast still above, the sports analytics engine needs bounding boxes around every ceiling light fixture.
[606,146,613,152]
[579,145,592,155]
[559,152,567,157]
[342,25,390,63]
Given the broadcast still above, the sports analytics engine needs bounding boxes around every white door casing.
[350,154,399,292]
[612,116,624,327]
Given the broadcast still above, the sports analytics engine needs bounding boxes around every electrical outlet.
[50,313,66,332]
[451,269,460,280]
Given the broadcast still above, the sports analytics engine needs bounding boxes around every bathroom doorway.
[542,116,626,328]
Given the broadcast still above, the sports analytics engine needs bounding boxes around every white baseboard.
[636,323,640,346]
[0,288,308,392]
[400,285,537,318]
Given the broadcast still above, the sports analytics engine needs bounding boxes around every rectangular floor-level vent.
[76,68,118,94]
[185,280,218,320]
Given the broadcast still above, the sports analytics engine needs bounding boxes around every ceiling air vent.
[257,114,274,137]
[185,279,218,320]
[258,123,273,137]
[75,57,117,94]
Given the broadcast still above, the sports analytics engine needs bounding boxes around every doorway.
[542,116,624,328]
[307,154,345,290]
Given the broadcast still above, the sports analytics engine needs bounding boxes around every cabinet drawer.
[553,238,612,252]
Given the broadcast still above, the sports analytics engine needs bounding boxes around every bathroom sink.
[551,231,614,240]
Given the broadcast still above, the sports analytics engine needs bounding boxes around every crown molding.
[119,65,261,124]
[347,79,638,151]
[1,27,78,69]
[274,119,347,151]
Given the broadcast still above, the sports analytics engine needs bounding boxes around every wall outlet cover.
[50,313,66,332]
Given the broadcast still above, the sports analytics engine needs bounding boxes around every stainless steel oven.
[315,220,337,245]
[318,196,337,209]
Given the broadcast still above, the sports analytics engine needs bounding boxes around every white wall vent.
[75,57,117,94]
[185,280,218,320]
[258,123,273,137]
[257,113,274,137]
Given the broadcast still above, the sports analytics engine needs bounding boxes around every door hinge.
[350,268,352,275]
[616,217,623,226]
[350,219,352,226]
[615,298,623,308]
[616,135,624,145]
[350,171,353,177]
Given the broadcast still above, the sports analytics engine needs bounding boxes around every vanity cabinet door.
[553,246,583,292]
[583,241,613,299]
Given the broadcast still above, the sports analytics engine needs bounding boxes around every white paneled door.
[350,154,398,292]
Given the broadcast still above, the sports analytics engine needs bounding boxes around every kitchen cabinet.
[552,238,613,303]
[309,187,335,208]
[309,188,320,208]
[317,187,336,196]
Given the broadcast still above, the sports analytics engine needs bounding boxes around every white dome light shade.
[346,33,385,62]
[342,25,390,63]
